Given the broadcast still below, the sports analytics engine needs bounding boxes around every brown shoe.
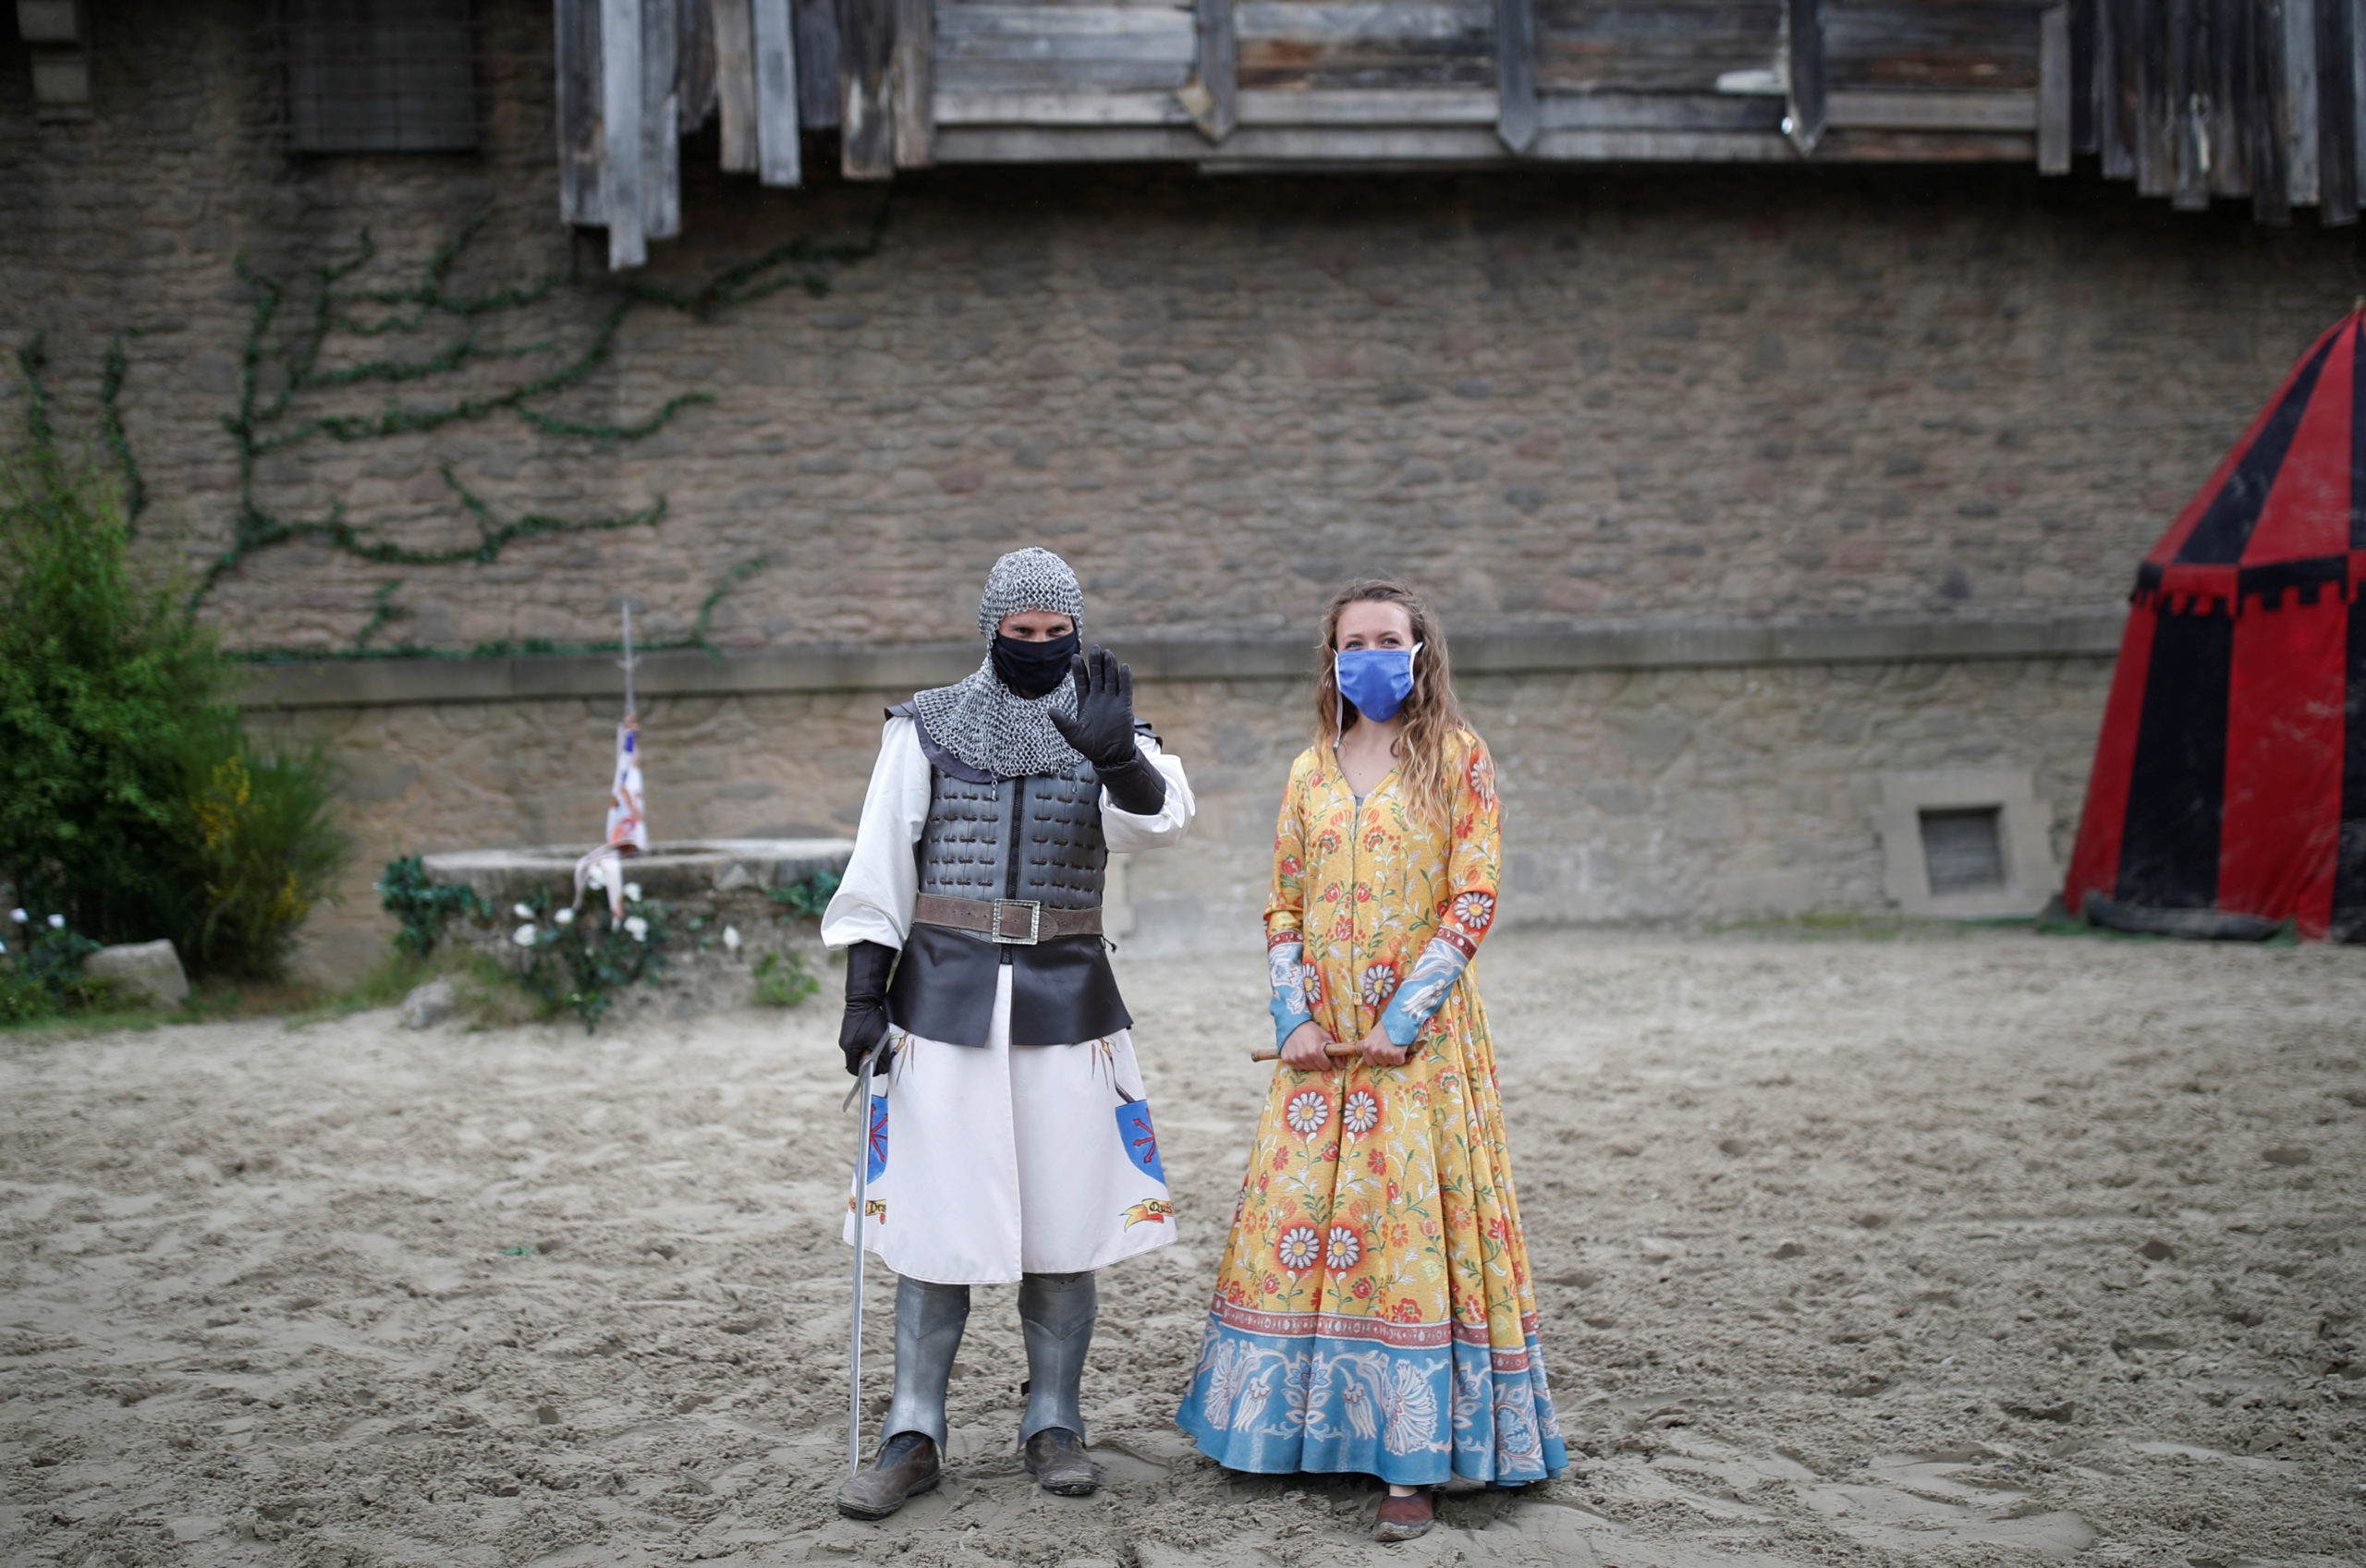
[1372,1488,1433,1541]
[1022,1428,1101,1496]
[835,1431,942,1521]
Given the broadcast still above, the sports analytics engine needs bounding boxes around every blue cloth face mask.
[1335,642,1421,723]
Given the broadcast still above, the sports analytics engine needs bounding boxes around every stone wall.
[1,1,2351,978]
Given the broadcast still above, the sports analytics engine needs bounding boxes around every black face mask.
[992,631,1079,699]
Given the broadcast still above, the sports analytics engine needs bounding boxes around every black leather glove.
[840,940,896,1076]
[1050,645,1167,817]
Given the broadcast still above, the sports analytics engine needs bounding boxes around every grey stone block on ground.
[82,940,189,1009]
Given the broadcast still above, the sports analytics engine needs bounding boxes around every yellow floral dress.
[1175,729,1565,1486]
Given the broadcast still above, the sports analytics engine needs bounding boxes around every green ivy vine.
[21,203,887,656]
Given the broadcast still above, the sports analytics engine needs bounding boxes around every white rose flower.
[512,923,539,947]
[513,902,534,919]
[8,907,25,923]
[624,916,649,942]
[555,907,577,926]
[624,881,642,903]
[0,939,8,954]
[723,925,741,952]
[47,913,65,929]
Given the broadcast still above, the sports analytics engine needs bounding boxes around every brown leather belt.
[911,893,1101,945]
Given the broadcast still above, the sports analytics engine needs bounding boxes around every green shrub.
[514,890,671,1032]
[0,377,348,980]
[751,949,818,1007]
[0,906,106,1023]
[377,854,492,958]
[768,869,842,920]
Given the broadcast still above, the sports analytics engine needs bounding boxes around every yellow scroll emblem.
[1121,1198,1176,1228]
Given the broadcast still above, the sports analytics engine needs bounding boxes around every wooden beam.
[2095,0,2133,178]
[1186,0,1238,141]
[2069,0,2096,152]
[642,0,681,240]
[1784,0,1825,155]
[1495,0,1539,152]
[600,0,647,268]
[837,0,896,176]
[797,0,841,127]
[679,0,718,132]
[714,0,760,171]
[2321,0,2358,223]
[1827,91,2033,132]
[2287,0,2320,208]
[557,0,605,225]
[2169,0,2205,208]
[2039,4,2070,174]
[753,0,803,183]
[2252,0,2292,223]
[2208,0,2250,198]
[2132,0,2168,195]
[892,0,934,165]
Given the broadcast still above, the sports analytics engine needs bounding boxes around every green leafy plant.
[768,869,843,920]
[376,853,491,958]
[0,907,107,1023]
[183,724,350,979]
[514,889,670,1033]
[750,949,818,1008]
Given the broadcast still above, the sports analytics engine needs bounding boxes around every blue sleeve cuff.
[1378,997,1421,1048]
[1269,994,1317,1052]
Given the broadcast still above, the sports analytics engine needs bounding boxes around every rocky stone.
[2262,1146,2314,1166]
[400,981,457,1030]
[83,941,189,1009]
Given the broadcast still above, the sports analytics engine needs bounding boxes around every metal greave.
[882,1276,970,1448]
[1018,1270,1097,1442]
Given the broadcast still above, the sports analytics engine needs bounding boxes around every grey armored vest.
[885,703,1132,1047]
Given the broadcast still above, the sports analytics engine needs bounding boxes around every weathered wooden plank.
[1544,91,1785,130]
[2287,0,2319,207]
[940,30,1196,61]
[1786,0,1826,153]
[2354,0,2366,214]
[2319,0,2358,222]
[1239,48,1495,92]
[2038,3,2069,172]
[679,0,718,130]
[2251,0,2291,222]
[600,0,647,267]
[937,88,1196,122]
[1827,89,2032,129]
[714,0,760,169]
[797,0,841,125]
[893,0,934,163]
[2094,0,2132,177]
[1536,2,1783,95]
[938,6,1195,37]
[936,57,1197,90]
[2206,0,2250,198]
[2132,0,2167,195]
[753,0,803,181]
[1820,1,2046,92]
[557,0,605,225]
[1187,0,1238,139]
[1496,0,1538,150]
[641,0,681,240]
[2169,0,2205,207]
[1815,127,2035,160]
[934,124,1207,158]
[1234,3,1489,43]
[2069,0,2094,152]
[839,0,896,176]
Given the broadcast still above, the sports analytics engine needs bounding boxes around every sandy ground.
[3,928,2364,1568]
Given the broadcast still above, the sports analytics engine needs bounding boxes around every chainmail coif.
[909,548,1090,780]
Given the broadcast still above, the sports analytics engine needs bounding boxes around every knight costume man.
[820,547,1194,1519]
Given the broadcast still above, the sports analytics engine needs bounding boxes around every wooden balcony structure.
[557,0,2366,267]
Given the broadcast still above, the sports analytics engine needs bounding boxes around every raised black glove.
[1050,646,1167,817]
[840,940,896,1076]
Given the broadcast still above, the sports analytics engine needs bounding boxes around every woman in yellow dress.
[1175,581,1564,1539]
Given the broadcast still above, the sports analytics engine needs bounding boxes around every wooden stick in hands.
[1251,1020,1411,1066]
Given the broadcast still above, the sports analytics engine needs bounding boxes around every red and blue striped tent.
[2066,309,2366,941]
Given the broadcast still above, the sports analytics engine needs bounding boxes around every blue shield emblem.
[1116,1100,1165,1184]
[867,1095,888,1181]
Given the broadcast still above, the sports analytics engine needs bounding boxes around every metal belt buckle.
[989,898,1043,944]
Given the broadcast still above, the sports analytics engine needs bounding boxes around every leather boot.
[835,1431,941,1521]
[1372,1488,1434,1541]
[1017,1270,1100,1494]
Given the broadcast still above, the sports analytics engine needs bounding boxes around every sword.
[843,1031,892,1476]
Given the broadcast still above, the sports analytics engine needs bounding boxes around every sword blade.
[848,1051,873,1477]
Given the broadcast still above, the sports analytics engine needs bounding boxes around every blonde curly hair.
[1311,579,1468,827]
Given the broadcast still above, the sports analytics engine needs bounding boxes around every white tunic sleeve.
[819,717,930,952]
[1101,735,1195,853]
